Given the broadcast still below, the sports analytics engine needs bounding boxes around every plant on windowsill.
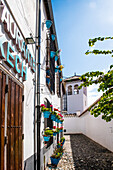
[43,127,53,142]
[41,104,51,118]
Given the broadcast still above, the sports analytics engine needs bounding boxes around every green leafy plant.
[79,37,113,122]
[51,147,64,159]
[41,104,51,112]
[51,152,61,159]
[60,137,65,141]
[56,128,60,133]
[44,128,53,137]
[51,111,57,115]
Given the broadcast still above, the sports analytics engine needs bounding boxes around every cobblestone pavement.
[70,134,113,170]
[47,134,113,170]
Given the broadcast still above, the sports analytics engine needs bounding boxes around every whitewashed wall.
[64,116,85,134]
[64,112,113,152]
[82,111,113,152]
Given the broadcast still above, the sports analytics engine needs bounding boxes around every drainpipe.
[37,0,41,169]
[34,0,39,169]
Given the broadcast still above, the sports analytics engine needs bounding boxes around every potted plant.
[43,127,53,141]
[60,137,65,145]
[55,114,61,123]
[50,152,61,165]
[60,118,64,124]
[56,128,60,133]
[60,127,63,132]
[41,104,51,118]
[51,111,57,121]
[55,147,64,155]
[57,141,61,148]
[52,126,57,136]
[46,75,50,84]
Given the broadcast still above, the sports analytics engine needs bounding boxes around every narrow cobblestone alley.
[47,134,113,170]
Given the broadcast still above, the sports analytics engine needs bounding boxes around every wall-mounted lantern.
[26,37,35,44]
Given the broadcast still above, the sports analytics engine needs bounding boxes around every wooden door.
[7,78,23,170]
[0,70,6,170]
[0,69,23,170]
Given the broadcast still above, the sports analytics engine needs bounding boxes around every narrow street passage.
[47,135,113,170]
[69,134,113,170]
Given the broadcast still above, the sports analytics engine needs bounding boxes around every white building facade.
[0,0,64,170]
[63,75,87,115]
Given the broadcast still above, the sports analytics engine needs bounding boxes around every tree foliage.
[79,37,113,122]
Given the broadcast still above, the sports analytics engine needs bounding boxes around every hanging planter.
[60,137,65,145]
[50,51,56,58]
[43,110,51,118]
[52,126,57,136]
[43,136,50,142]
[43,128,53,141]
[60,78,62,82]
[55,66,59,73]
[50,157,60,165]
[41,104,51,118]
[55,118,59,123]
[55,56,58,61]
[53,132,57,136]
[51,114,56,121]
[46,76,50,84]
[51,34,56,41]
[46,20,52,29]
[60,130,63,132]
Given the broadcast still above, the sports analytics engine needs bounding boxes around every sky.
[51,0,113,106]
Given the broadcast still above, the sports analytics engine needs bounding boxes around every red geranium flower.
[54,108,58,111]
[41,104,45,107]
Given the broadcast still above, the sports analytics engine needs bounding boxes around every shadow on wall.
[70,134,113,169]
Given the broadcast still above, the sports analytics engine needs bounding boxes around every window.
[46,34,55,94]
[74,84,79,95]
[83,87,87,96]
[63,94,67,111]
[57,72,61,97]
[68,85,72,95]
